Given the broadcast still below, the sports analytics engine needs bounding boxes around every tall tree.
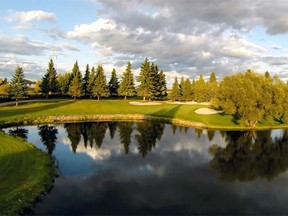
[170,77,181,101]
[137,58,151,101]
[193,74,208,102]
[182,78,192,101]
[83,64,90,97]
[68,61,83,100]
[40,58,59,99]
[207,72,218,101]
[92,65,109,100]
[179,76,185,100]
[118,61,136,99]
[149,63,160,100]
[108,68,119,97]
[88,66,96,97]
[10,66,28,106]
[158,70,167,100]
[38,125,58,155]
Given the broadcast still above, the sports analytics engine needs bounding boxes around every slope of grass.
[0,131,55,215]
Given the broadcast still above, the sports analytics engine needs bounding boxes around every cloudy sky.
[1,0,288,84]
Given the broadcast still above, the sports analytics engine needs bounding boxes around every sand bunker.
[129,101,162,106]
[195,108,223,115]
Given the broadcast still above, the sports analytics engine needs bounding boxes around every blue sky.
[1,0,288,84]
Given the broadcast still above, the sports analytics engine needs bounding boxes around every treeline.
[39,58,167,101]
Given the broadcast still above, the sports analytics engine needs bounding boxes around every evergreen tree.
[118,61,136,99]
[108,68,119,97]
[182,78,192,101]
[193,74,208,102]
[149,63,160,100]
[179,76,185,100]
[88,66,96,97]
[40,58,59,99]
[207,72,218,101]
[158,70,167,100]
[10,66,28,106]
[170,77,181,101]
[92,65,109,100]
[0,78,11,96]
[137,58,151,101]
[83,64,90,97]
[68,61,83,99]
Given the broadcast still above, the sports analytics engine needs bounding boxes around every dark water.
[4,122,288,215]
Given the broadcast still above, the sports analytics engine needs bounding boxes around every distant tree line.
[1,59,288,127]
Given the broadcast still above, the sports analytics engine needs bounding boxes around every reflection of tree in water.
[118,122,133,154]
[209,130,288,182]
[38,125,58,155]
[108,122,118,139]
[136,121,165,158]
[8,127,28,140]
[64,123,82,153]
[64,122,108,152]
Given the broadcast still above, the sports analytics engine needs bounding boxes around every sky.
[1,0,288,85]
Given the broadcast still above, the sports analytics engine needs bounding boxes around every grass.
[0,131,55,215]
[0,98,286,214]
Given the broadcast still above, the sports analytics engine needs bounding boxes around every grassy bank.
[0,99,286,129]
[0,131,55,215]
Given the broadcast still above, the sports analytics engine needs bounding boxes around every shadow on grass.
[151,105,182,118]
[0,100,74,120]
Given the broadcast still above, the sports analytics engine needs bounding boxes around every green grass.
[0,99,285,129]
[0,98,286,214]
[0,131,55,215]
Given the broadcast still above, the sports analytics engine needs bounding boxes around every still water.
[4,122,288,215]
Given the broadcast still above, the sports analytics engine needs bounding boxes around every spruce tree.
[83,64,90,97]
[158,70,167,100]
[40,58,59,99]
[92,65,109,100]
[108,68,119,97]
[179,76,185,100]
[149,63,160,100]
[10,66,28,106]
[137,58,151,101]
[88,66,96,97]
[118,61,136,100]
[170,77,181,101]
[182,78,192,101]
[68,61,83,99]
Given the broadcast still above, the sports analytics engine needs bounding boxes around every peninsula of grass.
[0,131,55,215]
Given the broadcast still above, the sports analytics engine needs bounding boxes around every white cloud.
[5,10,56,24]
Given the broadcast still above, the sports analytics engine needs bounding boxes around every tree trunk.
[46,94,48,99]
[97,96,100,101]
[15,99,18,107]
[74,96,76,100]
[124,95,127,100]
[143,96,146,101]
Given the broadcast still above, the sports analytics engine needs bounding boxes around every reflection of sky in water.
[4,123,288,215]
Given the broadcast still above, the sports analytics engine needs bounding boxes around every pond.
[4,122,288,215]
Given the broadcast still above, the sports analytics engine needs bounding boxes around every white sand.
[129,101,163,106]
[195,108,223,115]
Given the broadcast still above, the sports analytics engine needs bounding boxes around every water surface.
[4,122,288,215]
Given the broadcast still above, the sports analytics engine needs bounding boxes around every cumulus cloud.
[5,10,56,24]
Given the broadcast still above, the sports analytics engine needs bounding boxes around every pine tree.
[149,63,160,100]
[108,68,119,97]
[179,76,185,100]
[88,66,96,97]
[207,72,218,101]
[118,61,136,100]
[92,65,109,100]
[40,58,59,99]
[194,74,208,102]
[182,78,192,101]
[68,61,83,99]
[137,58,151,101]
[170,77,181,101]
[158,70,167,100]
[10,66,28,106]
[83,64,90,97]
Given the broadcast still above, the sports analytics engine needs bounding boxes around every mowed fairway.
[0,131,54,215]
[0,99,236,128]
